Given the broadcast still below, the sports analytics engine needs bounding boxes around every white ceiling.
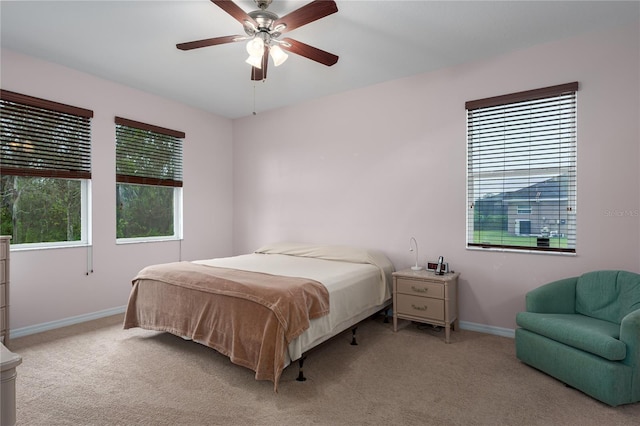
[1,1,638,119]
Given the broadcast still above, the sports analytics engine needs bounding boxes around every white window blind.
[466,82,578,253]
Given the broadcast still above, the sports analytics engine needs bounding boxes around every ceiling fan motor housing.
[247,9,278,32]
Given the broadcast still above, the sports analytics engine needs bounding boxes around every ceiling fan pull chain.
[253,83,257,116]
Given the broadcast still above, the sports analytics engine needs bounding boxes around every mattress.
[193,243,394,362]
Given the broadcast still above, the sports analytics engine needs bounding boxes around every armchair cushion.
[516,312,626,361]
[576,270,640,323]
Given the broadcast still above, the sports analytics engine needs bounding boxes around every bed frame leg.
[351,327,358,345]
[296,356,307,382]
[384,307,390,323]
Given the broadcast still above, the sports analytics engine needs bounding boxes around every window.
[466,82,578,253]
[0,90,93,248]
[115,117,184,241]
[517,206,532,215]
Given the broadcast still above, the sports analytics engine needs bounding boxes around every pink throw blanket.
[123,262,329,390]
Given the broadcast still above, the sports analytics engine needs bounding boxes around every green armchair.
[515,270,640,406]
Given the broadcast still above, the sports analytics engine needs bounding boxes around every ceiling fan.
[177,0,339,81]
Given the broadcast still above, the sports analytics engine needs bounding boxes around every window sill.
[116,236,181,245]
[10,242,90,252]
[466,246,576,256]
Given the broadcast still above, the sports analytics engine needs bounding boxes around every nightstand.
[392,269,459,343]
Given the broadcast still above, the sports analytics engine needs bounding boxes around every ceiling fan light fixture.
[269,45,288,67]
[245,54,263,69]
[245,36,264,56]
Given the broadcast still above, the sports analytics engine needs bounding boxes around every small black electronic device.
[427,258,449,273]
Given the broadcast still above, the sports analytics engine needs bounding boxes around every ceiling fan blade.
[177,35,241,51]
[211,0,257,27]
[281,38,338,66]
[251,49,269,81]
[274,0,338,34]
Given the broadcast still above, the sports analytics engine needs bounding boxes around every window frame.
[517,206,532,215]
[114,116,184,244]
[0,90,93,250]
[465,82,578,254]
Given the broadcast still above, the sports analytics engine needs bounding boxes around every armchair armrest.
[620,308,640,401]
[526,277,577,313]
[621,309,640,365]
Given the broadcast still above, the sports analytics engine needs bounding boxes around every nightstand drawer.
[396,278,444,298]
[0,284,5,306]
[0,260,4,283]
[396,294,444,321]
[0,307,4,331]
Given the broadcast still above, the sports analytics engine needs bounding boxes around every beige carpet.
[8,314,640,425]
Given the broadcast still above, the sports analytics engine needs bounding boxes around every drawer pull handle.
[412,304,428,311]
[411,286,428,293]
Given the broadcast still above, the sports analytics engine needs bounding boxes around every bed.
[123,242,395,390]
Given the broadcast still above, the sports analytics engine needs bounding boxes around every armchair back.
[576,270,640,324]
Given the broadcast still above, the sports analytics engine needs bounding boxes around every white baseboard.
[11,307,515,340]
[10,306,127,339]
[459,321,515,339]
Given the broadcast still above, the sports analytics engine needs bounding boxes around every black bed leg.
[296,356,307,382]
[384,307,390,323]
[351,327,358,346]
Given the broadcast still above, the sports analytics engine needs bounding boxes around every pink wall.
[2,21,638,335]
[232,23,640,332]
[1,50,234,330]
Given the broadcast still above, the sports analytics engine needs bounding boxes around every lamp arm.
[409,237,423,271]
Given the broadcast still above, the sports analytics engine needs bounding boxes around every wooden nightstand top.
[393,269,459,282]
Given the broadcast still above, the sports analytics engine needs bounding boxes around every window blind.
[115,117,184,187]
[466,82,578,253]
[0,90,93,179]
